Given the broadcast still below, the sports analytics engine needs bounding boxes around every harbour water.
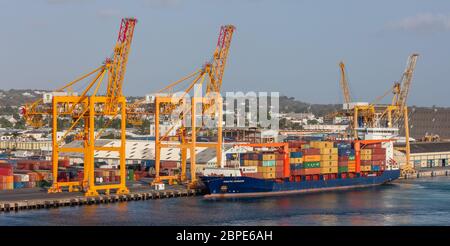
[2,176,450,226]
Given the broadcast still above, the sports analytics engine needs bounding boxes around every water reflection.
[2,177,450,226]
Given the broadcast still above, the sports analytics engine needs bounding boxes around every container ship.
[200,139,400,198]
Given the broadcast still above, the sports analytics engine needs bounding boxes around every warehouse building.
[399,106,450,140]
[396,142,450,169]
[58,139,208,167]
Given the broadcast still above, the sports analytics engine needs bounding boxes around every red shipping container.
[366,143,382,149]
[58,159,70,168]
[361,160,372,165]
[372,154,386,161]
[371,148,386,154]
[276,160,284,166]
[275,153,284,160]
[338,161,348,167]
[372,160,386,166]
[300,168,321,175]
[161,161,178,169]
[302,148,320,155]
[338,156,349,161]
[0,168,13,176]
[287,141,306,148]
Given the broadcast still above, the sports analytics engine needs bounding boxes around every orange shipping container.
[304,155,321,162]
[299,168,322,175]
[321,155,338,161]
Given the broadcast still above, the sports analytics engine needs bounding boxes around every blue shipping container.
[290,152,303,158]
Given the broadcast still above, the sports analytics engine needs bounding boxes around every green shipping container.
[348,155,355,161]
[338,166,348,173]
[303,161,321,168]
[127,169,135,181]
[262,160,276,167]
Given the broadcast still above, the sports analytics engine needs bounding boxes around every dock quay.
[0,185,203,213]
[402,167,450,179]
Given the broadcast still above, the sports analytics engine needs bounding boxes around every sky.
[0,0,449,106]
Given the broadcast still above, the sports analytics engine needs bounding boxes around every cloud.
[97,8,122,18]
[386,13,450,33]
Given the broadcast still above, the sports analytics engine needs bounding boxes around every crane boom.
[339,61,351,105]
[106,18,137,114]
[393,54,419,114]
[206,25,235,94]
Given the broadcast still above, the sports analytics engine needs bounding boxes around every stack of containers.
[300,147,321,175]
[94,169,121,184]
[239,152,260,167]
[225,153,240,168]
[16,160,53,170]
[337,142,355,173]
[289,151,303,176]
[260,152,276,179]
[13,173,30,189]
[240,151,282,179]
[0,163,14,190]
[360,148,373,171]
[13,169,51,188]
[275,152,285,178]
[366,143,387,171]
[310,141,338,174]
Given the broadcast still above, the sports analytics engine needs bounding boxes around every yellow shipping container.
[348,160,356,165]
[321,155,338,161]
[320,148,338,155]
[361,155,371,161]
[304,155,321,162]
[289,158,295,164]
[361,149,372,155]
[258,166,276,173]
[310,141,333,149]
[348,167,356,172]
[321,160,338,167]
[360,165,371,171]
[321,167,338,174]
[262,154,275,161]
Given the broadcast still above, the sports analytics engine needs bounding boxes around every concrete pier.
[401,167,450,179]
[0,186,203,213]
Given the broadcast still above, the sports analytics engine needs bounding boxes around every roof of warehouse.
[60,139,207,161]
[189,144,235,164]
[396,141,450,154]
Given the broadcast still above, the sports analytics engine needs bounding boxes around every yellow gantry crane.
[152,25,235,186]
[351,53,419,175]
[21,18,137,196]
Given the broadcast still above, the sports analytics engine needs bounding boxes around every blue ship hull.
[200,170,400,198]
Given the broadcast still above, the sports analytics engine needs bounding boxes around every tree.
[307,119,319,125]
[14,118,26,129]
[0,118,13,128]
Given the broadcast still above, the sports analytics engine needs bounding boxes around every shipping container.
[321,160,338,167]
[321,167,338,174]
[320,155,338,161]
[304,155,321,162]
[301,148,321,155]
[338,166,348,173]
[299,168,321,175]
[303,161,321,168]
